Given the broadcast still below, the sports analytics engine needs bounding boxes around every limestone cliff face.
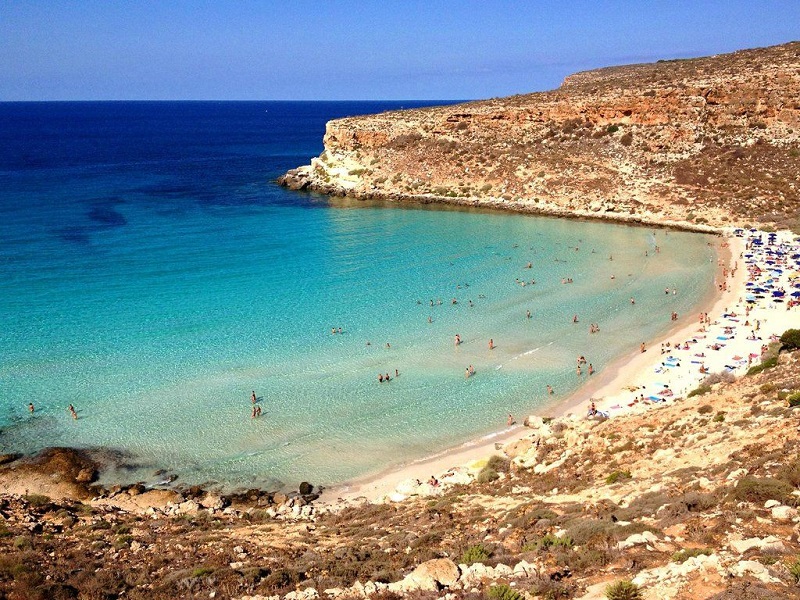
[281,42,800,230]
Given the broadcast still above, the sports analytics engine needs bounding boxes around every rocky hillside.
[2,347,800,599]
[280,42,800,231]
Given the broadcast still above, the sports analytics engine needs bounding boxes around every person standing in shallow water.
[251,390,257,404]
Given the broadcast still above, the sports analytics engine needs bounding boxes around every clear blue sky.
[2,0,798,101]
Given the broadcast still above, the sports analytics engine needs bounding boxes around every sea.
[0,101,718,491]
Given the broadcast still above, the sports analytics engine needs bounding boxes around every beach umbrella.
[791,291,800,297]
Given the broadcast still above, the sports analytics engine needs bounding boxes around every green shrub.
[780,328,800,350]
[461,544,491,564]
[697,404,713,415]
[688,385,711,398]
[788,392,800,408]
[713,412,726,423]
[747,355,778,375]
[487,583,522,600]
[191,566,215,578]
[606,470,632,485]
[477,468,499,483]
[606,124,620,134]
[778,458,800,488]
[733,477,793,503]
[12,536,30,550]
[672,548,712,562]
[790,557,800,583]
[23,494,51,507]
[605,579,643,600]
[536,534,574,551]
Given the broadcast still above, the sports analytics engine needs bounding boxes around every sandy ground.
[320,229,800,505]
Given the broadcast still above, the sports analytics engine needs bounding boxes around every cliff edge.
[281,42,800,230]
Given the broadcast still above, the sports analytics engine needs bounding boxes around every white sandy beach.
[321,228,800,506]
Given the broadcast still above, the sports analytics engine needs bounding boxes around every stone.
[199,493,226,510]
[414,558,460,587]
[730,536,785,554]
[299,481,314,495]
[127,483,146,496]
[771,505,798,521]
[764,499,781,509]
[729,560,780,583]
[0,454,21,466]
[177,499,200,514]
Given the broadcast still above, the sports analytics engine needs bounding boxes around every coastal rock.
[299,481,314,495]
[199,492,227,510]
[0,453,21,466]
[280,42,800,232]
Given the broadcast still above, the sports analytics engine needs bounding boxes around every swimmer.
[547,384,554,395]
[455,334,461,346]
[507,414,515,426]
[526,310,531,319]
[573,314,579,323]
[588,363,594,375]
[489,338,494,350]
[28,402,34,413]
[251,390,257,404]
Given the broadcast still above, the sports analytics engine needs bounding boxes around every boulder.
[503,438,533,458]
[729,560,781,583]
[390,558,460,593]
[730,536,785,554]
[413,558,460,588]
[199,493,227,510]
[127,483,146,496]
[771,505,798,521]
[299,481,314,495]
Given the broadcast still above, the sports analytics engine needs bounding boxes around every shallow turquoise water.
[0,102,718,491]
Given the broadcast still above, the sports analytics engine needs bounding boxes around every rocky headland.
[281,42,800,232]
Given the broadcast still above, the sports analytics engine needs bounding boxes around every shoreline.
[318,232,744,505]
[299,186,722,236]
[0,217,762,510]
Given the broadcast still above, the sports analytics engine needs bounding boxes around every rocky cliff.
[281,42,800,231]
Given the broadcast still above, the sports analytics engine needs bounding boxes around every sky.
[1,0,798,101]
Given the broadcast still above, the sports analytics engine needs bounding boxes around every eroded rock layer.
[281,42,800,230]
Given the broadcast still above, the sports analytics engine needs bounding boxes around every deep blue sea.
[0,102,717,491]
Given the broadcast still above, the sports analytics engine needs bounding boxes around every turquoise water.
[0,102,718,491]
